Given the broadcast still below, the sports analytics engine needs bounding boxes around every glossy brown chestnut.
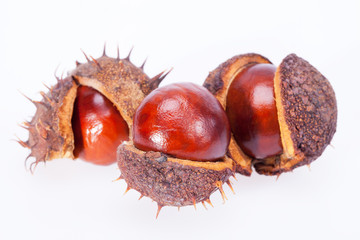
[226,63,282,159]
[72,86,129,165]
[133,82,231,161]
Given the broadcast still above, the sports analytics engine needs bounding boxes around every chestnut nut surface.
[133,82,231,161]
[226,63,282,160]
[72,85,129,165]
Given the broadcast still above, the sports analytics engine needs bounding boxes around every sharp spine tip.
[123,185,131,195]
[29,161,39,175]
[276,174,281,181]
[16,138,30,149]
[42,83,51,91]
[102,43,107,56]
[20,92,48,109]
[232,173,238,181]
[20,92,35,104]
[24,153,32,170]
[18,122,29,130]
[193,199,197,210]
[140,57,147,70]
[156,204,163,219]
[112,175,124,182]
[226,180,235,195]
[81,49,91,62]
[116,45,120,59]
[216,181,227,203]
[125,46,134,60]
[201,201,208,210]
[205,199,214,208]
[150,68,172,89]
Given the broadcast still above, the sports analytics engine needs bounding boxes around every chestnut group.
[20,48,337,214]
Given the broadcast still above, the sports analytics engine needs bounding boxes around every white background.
[1,0,359,239]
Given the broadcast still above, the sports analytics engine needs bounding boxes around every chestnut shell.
[203,53,337,175]
[22,51,164,168]
[118,143,234,207]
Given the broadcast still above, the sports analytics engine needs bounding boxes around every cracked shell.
[203,53,337,176]
[21,50,166,170]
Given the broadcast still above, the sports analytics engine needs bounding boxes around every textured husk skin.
[204,53,337,176]
[118,143,234,207]
[26,77,77,162]
[203,53,272,175]
[254,54,337,175]
[24,55,155,166]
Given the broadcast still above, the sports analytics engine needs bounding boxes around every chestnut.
[226,63,282,160]
[204,53,337,176]
[72,86,129,165]
[20,48,167,169]
[133,82,230,161]
[117,82,234,213]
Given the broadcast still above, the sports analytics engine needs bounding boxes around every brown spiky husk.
[24,53,162,167]
[204,53,337,176]
[254,54,337,175]
[117,143,234,207]
[26,77,77,166]
[203,53,272,175]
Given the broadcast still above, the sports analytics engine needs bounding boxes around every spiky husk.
[22,52,166,169]
[117,142,234,207]
[25,77,77,169]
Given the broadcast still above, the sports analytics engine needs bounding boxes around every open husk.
[21,52,165,170]
[203,53,337,176]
